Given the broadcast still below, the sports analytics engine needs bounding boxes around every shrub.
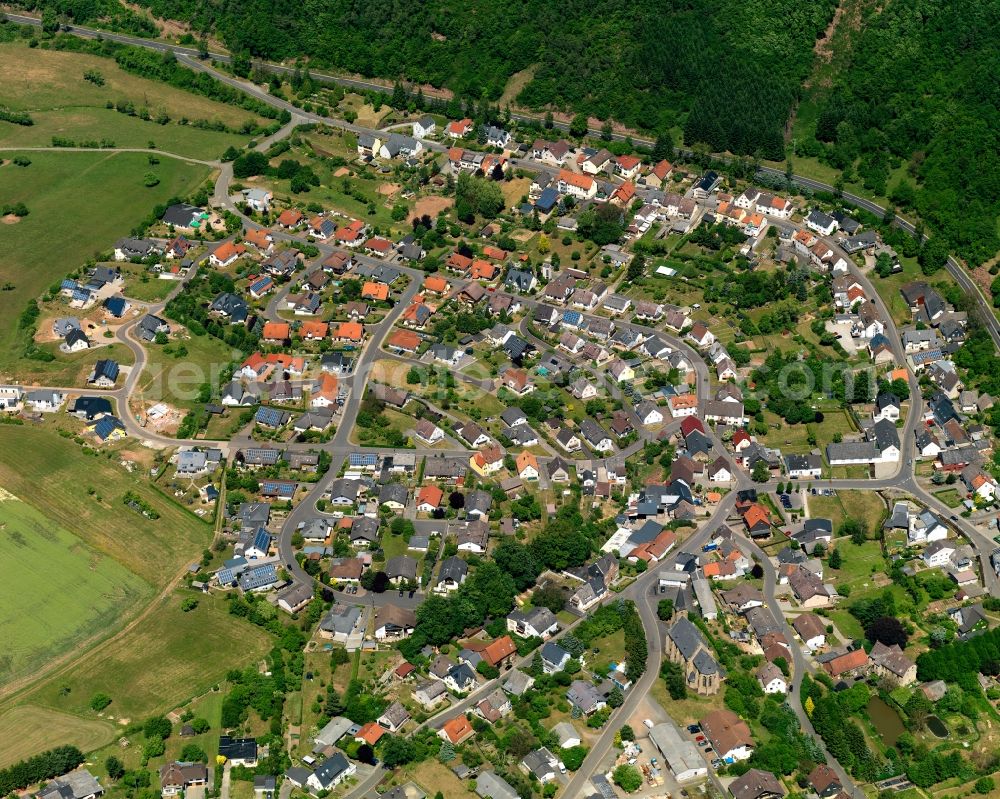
[90,693,112,712]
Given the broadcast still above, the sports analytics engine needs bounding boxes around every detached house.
[557,169,598,200]
[507,606,559,639]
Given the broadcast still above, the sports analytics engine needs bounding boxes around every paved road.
[752,165,1000,351]
[560,492,739,799]
[273,273,423,595]
[733,533,859,796]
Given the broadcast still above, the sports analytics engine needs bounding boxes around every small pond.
[926,715,949,738]
[867,696,906,746]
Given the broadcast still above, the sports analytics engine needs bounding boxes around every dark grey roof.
[870,418,901,451]
[438,556,469,584]
[666,616,710,660]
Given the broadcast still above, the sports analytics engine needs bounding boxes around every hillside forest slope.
[15,0,1000,263]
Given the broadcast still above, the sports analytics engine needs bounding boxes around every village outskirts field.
[0,39,276,768]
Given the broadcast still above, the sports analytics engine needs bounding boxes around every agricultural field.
[22,590,273,721]
[0,425,213,586]
[0,704,117,768]
[0,497,151,687]
[0,41,263,158]
[0,150,210,383]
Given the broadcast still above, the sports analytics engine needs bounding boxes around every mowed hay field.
[23,591,274,721]
[0,498,150,686]
[0,41,263,158]
[0,426,213,586]
[0,151,209,382]
[0,705,117,768]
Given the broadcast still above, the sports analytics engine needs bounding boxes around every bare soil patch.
[2,214,20,225]
[410,196,453,221]
[377,182,402,197]
[499,66,538,108]
[501,177,531,209]
[119,448,156,470]
[970,264,994,298]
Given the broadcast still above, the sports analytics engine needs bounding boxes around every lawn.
[0,498,151,687]
[759,407,856,455]
[501,177,531,210]
[11,340,137,389]
[404,760,476,799]
[352,406,415,448]
[648,677,714,727]
[334,94,390,129]
[828,539,886,596]
[0,704,117,768]
[379,530,412,562]
[24,591,273,720]
[137,329,236,410]
[932,489,963,509]
[0,425,213,587]
[587,629,626,676]
[0,151,210,383]
[119,262,181,302]
[825,609,864,641]
[0,41,262,158]
[806,490,886,532]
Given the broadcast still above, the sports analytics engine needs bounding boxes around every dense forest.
[800,0,1000,265]
[24,0,834,158]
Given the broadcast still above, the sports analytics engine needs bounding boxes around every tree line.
[43,32,284,124]
[0,746,84,795]
[917,625,1000,688]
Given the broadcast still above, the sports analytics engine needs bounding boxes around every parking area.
[683,723,723,771]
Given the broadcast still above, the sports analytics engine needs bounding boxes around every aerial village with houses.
[8,84,1000,799]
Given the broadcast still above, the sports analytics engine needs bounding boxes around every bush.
[90,693,112,712]
[561,745,587,771]
[975,778,995,794]
[612,764,643,793]
[143,715,172,740]
[179,744,207,763]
